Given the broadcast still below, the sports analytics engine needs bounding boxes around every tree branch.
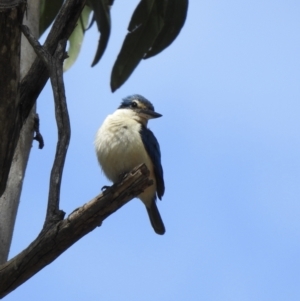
[46,40,70,224]
[21,24,70,225]
[0,164,152,299]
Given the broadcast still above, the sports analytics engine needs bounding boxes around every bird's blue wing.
[140,126,165,200]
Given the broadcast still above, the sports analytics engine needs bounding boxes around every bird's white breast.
[94,110,156,205]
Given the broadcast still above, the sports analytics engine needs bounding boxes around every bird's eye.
[131,101,137,108]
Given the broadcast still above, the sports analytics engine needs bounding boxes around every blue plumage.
[119,94,155,111]
[140,125,164,200]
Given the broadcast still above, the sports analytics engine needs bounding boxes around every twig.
[21,25,70,226]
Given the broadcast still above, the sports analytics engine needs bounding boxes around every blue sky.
[6,1,300,300]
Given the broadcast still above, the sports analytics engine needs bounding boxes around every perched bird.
[95,95,165,235]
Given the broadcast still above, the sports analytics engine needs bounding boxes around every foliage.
[40,0,188,91]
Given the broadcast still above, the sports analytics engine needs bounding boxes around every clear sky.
[6,1,300,300]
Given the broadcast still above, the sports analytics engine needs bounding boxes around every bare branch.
[21,24,51,65]
[22,25,70,225]
[0,164,152,299]
[46,39,70,225]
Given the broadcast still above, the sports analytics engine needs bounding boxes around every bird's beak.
[139,109,162,119]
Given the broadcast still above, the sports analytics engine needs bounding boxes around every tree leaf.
[39,0,64,37]
[110,0,164,92]
[63,5,92,71]
[88,0,113,67]
[144,0,188,59]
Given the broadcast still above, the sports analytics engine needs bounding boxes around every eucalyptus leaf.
[110,0,164,92]
[88,0,112,67]
[39,0,64,37]
[144,0,188,59]
[63,5,92,71]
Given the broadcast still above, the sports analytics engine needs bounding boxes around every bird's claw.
[101,185,110,191]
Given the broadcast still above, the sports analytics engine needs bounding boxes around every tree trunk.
[0,0,25,197]
[0,0,39,264]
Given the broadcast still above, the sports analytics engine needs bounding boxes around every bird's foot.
[101,185,110,191]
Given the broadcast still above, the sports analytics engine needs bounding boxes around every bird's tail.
[146,202,165,235]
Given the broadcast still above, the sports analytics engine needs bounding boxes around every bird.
[94,94,165,235]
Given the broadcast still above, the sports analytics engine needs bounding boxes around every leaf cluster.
[40,0,188,91]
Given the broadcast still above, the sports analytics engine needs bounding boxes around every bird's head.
[118,95,162,125]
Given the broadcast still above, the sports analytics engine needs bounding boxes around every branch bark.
[0,164,152,299]
[21,24,71,226]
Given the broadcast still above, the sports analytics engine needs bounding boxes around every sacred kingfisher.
[95,95,165,235]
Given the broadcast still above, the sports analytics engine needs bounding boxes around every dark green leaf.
[144,0,188,59]
[88,0,112,67]
[110,0,164,92]
[127,0,163,32]
[39,0,64,37]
